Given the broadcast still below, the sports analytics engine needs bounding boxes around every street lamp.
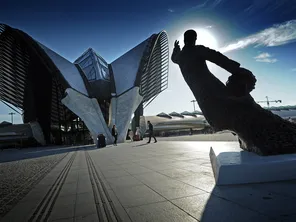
[191,100,197,111]
[8,112,15,124]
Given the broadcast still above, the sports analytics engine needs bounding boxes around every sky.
[1,0,296,123]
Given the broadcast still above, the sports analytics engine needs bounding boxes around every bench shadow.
[199,150,296,221]
[199,182,289,222]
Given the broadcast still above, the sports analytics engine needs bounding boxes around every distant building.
[265,105,296,121]
[140,106,296,136]
[136,111,209,137]
[0,121,12,128]
[0,24,169,145]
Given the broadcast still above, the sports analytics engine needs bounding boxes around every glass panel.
[95,55,110,80]
[86,67,96,80]
[100,66,110,80]
[75,50,91,64]
[79,56,93,69]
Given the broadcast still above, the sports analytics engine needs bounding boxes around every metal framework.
[138,31,169,108]
[0,24,28,111]
[0,24,76,143]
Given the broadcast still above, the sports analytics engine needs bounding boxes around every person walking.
[112,125,118,146]
[147,121,157,143]
[129,130,134,142]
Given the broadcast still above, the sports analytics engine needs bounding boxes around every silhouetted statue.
[172,29,296,156]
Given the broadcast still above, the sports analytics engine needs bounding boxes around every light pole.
[191,100,196,111]
[8,112,15,124]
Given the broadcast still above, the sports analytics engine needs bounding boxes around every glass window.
[86,67,96,80]
[79,56,93,69]
[75,50,91,64]
[101,66,110,80]
[95,55,110,80]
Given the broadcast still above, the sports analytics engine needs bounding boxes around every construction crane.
[257,96,282,108]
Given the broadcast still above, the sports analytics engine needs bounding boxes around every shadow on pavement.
[198,151,294,221]
[199,184,283,222]
[0,145,98,163]
[132,143,150,147]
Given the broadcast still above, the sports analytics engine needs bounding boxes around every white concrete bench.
[209,143,296,185]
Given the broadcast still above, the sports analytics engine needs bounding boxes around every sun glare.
[178,28,218,50]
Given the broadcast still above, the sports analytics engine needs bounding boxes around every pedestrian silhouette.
[147,121,157,143]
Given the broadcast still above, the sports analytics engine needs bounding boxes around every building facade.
[0,24,169,145]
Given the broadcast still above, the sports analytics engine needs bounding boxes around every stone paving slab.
[171,193,273,222]
[1,151,75,221]
[2,141,296,221]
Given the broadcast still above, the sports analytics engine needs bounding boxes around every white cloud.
[254,52,270,59]
[211,0,223,8]
[254,52,277,63]
[168,8,174,12]
[291,68,296,72]
[189,0,211,11]
[205,25,213,29]
[255,58,277,63]
[220,20,296,53]
[190,0,222,10]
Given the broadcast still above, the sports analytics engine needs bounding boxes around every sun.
[177,28,218,50]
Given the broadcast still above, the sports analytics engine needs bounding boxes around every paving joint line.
[117,165,200,221]
[28,151,77,222]
[0,152,69,218]
[85,151,122,222]
[168,174,277,220]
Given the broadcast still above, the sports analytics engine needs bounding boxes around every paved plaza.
[1,138,296,221]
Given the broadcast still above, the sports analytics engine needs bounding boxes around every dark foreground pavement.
[1,141,296,222]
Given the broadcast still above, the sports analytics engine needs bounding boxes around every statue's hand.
[174,40,180,49]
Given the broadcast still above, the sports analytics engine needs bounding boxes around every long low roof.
[265,105,296,111]
[153,105,296,120]
[156,111,203,119]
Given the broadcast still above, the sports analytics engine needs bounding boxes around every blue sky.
[1,0,296,123]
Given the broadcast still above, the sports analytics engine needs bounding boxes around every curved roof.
[111,39,149,95]
[181,111,197,117]
[155,111,204,119]
[138,31,169,108]
[156,112,172,119]
[0,24,71,106]
[38,43,89,96]
[0,23,77,128]
[111,30,169,109]
[169,112,184,118]
[192,110,203,115]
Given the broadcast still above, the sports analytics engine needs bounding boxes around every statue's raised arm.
[171,40,181,64]
[196,45,240,74]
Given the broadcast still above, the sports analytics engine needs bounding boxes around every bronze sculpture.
[172,30,296,156]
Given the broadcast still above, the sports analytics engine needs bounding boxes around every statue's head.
[184,29,197,46]
[226,68,256,97]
